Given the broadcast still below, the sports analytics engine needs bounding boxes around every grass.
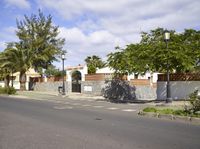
[0,86,16,95]
[143,107,200,118]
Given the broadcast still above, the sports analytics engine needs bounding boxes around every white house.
[0,68,40,90]
[66,65,159,83]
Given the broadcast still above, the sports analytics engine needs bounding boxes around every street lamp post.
[61,54,65,95]
[164,30,172,103]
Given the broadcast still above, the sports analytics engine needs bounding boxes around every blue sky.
[0,0,200,69]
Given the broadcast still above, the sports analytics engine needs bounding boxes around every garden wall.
[81,81,105,95]
[81,80,156,100]
[157,81,200,100]
[33,80,156,100]
[34,81,69,92]
[157,73,200,100]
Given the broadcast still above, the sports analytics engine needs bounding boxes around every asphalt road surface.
[0,96,200,149]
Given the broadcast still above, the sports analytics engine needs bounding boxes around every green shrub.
[188,90,200,114]
[0,87,3,94]
[143,107,157,113]
[173,110,187,116]
[0,86,16,95]
[159,108,174,114]
[143,106,200,118]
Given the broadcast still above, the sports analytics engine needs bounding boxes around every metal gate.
[72,80,81,92]
[71,71,81,93]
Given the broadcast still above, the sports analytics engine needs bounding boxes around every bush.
[172,109,187,116]
[187,90,200,114]
[143,107,157,113]
[101,79,136,103]
[160,108,174,114]
[0,86,16,95]
[143,106,200,118]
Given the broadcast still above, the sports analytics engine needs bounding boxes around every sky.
[0,0,200,69]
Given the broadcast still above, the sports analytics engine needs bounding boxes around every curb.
[138,111,200,125]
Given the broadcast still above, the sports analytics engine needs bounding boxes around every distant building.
[0,68,40,90]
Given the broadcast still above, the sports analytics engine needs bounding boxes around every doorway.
[71,71,81,93]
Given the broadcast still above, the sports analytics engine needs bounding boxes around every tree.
[107,28,200,75]
[107,44,151,77]
[16,10,65,70]
[1,10,65,90]
[139,28,196,73]
[44,65,64,77]
[107,47,129,75]
[181,29,200,71]
[0,48,17,87]
[85,55,105,74]
[0,65,10,87]
[0,44,33,90]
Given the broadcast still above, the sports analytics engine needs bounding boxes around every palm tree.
[0,10,65,90]
[0,44,33,90]
[0,51,15,87]
[85,55,105,74]
[0,67,10,87]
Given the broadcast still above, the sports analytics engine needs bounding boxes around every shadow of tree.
[101,79,136,103]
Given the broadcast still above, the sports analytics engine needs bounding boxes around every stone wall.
[157,81,200,100]
[33,80,156,100]
[135,86,156,100]
[34,80,200,100]
[81,81,156,100]
[81,81,105,95]
[34,81,68,92]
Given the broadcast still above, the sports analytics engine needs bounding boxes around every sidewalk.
[14,91,189,107]
[14,91,105,101]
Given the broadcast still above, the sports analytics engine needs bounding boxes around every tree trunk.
[20,71,26,91]
[4,75,10,87]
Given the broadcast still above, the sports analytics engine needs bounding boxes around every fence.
[130,79,150,86]
[46,76,67,82]
[158,73,200,81]
[157,73,200,100]
[85,73,127,81]
[32,76,67,83]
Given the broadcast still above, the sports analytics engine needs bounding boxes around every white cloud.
[41,0,200,66]
[0,26,18,51]
[89,30,116,45]
[38,0,200,38]
[4,26,16,33]
[76,19,102,33]
[59,27,86,44]
[0,26,17,41]
[4,0,30,9]
[2,0,199,66]
[58,27,126,66]
[0,41,6,51]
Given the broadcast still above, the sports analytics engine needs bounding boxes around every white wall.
[127,72,159,83]
[67,65,88,82]
[0,81,5,87]
[66,70,71,82]
[1,76,33,90]
[0,81,20,89]
[96,67,114,73]
[157,81,200,100]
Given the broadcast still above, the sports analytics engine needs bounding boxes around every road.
[0,95,200,149]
